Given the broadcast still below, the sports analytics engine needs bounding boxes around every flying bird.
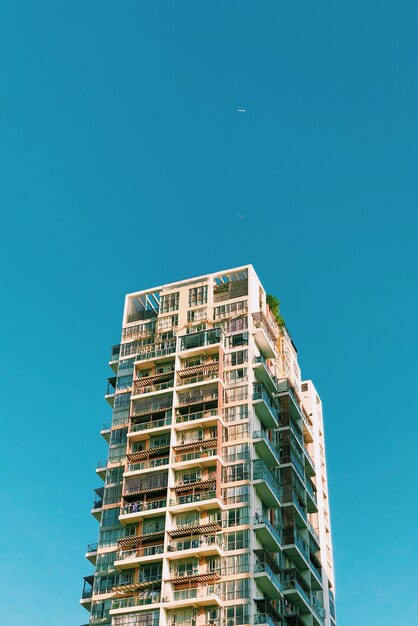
[237,108,246,113]
[237,213,246,220]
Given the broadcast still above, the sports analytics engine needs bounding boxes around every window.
[101,507,120,526]
[157,315,178,332]
[223,553,250,575]
[96,551,116,573]
[225,604,250,626]
[223,422,249,441]
[103,486,122,506]
[225,506,250,528]
[223,443,249,463]
[223,404,249,422]
[222,484,250,504]
[175,511,200,527]
[224,367,247,385]
[116,375,133,390]
[227,349,248,367]
[223,462,250,483]
[221,577,250,600]
[187,308,207,323]
[188,285,208,307]
[225,316,248,333]
[173,558,198,577]
[160,292,179,313]
[213,300,248,320]
[111,428,128,445]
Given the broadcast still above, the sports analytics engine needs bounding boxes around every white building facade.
[81,265,337,626]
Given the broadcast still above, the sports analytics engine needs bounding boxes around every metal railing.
[168,534,223,552]
[121,498,167,515]
[254,562,283,591]
[171,584,221,602]
[171,490,216,506]
[116,544,164,561]
[129,416,172,433]
[128,457,169,472]
[112,592,160,610]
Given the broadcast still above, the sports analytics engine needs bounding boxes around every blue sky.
[0,1,417,624]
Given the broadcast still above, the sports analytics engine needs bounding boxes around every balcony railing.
[254,512,282,546]
[253,460,282,497]
[86,543,98,553]
[171,490,216,506]
[177,389,218,407]
[121,498,167,515]
[135,342,177,362]
[117,544,164,561]
[254,614,278,626]
[312,597,326,623]
[253,430,280,461]
[130,416,172,433]
[112,592,161,610]
[307,520,320,546]
[168,534,223,552]
[170,584,221,602]
[283,578,311,606]
[133,380,174,395]
[175,409,218,424]
[253,385,280,421]
[173,448,217,464]
[179,328,223,352]
[254,561,283,591]
[131,398,173,417]
[128,457,169,472]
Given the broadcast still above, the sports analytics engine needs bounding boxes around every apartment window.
[96,551,116,573]
[188,285,208,307]
[223,386,248,404]
[223,553,250,575]
[103,485,122,505]
[101,507,120,526]
[113,610,159,626]
[150,434,170,448]
[224,367,247,385]
[142,516,165,534]
[226,332,248,349]
[157,314,178,332]
[222,484,250,504]
[227,349,248,367]
[139,563,162,582]
[223,462,250,483]
[223,404,249,422]
[226,604,250,626]
[176,468,202,484]
[213,300,248,320]
[221,577,250,600]
[185,323,207,335]
[223,443,249,463]
[114,392,130,408]
[160,292,179,313]
[106,466,124,484]
[174,558,198,577]
[223,422,249,441]
[99,527,124,548]
[226,316,248,333]
[225,506,250,528]
[187,308,207,323]
[111,428,127,445]
[176,511,200,527]
[116,375,133,390]
[108,444,126,462]
[118,358,135,373]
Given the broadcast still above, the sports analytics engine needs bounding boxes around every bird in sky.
[237,108,246,113]
[237,213,246,220]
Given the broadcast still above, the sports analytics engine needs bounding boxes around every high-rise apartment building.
[81,265,337,626]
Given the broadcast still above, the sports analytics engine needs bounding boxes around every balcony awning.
[172,479,216,493]
[123,484,167,498]
[112,580,162,593]
[166,572,220,585]
[173,438,217,452]
[168,523,222,538]
[118,531,165,547]
[177,362,219,378]
[128,445,170,461]
[134,371,174,387]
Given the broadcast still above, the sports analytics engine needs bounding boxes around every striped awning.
[177,362,219,378]
[128,445,170,461]
[118,531,165,547]
[172,479,216,493]
[173,438,217,452]
[112,580,162,593]
[123,484,167,497]
[167,572,220,585]
[134,371,174,387]
[168,523,222,538]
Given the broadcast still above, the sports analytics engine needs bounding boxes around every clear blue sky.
[0,2,417,625]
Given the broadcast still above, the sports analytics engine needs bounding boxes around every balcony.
[128,413,172,439]
[164,584,222,608]
[132,379,174,397]
[123,474,168,500]
[253,384,280,428]
[178,328,223,356]
[305,476,318,513]
[252,312,278,358]
[177,388,218,411]
[304,448,316,476]
[254,561,283,598]
[307,521,320,549]
[100,422,111,442]
[170,489,220,512]
[279,450,305,485]
[114,544,164,569]
[85,543,98,565]
[120,497,167,521]
[172,445,218,468]
[253,460,282,508]
[166,534,223,559]
[311,597,326,625]
[109,344,120,370]
[253,356,278,393]
[254,512,282,552]
[282,527,310,569]
[282,575,311,613]
[111,591,161,611]
[134,341,177,364]
[126,457,169,474]
[281,485,307,527]
[175,408,220,430]
[253,430,280,466]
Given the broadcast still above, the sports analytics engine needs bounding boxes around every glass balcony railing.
[133,380,174,395]
[283,578,311,606]
[253,460,282,498]
[86,543,98,553]
[135,342,177,362]
[179,328,223,352]
[312,597,326,623]
[254,614,278,626]
[175,409,218,424]
[254,512,282,546]
[254,562,283,591]
[253,430,280,461]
